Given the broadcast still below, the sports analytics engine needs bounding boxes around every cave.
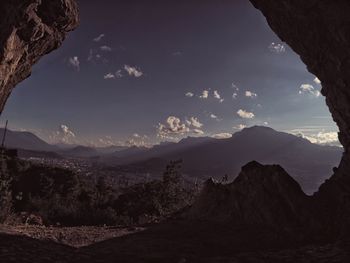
[1,0,350,261]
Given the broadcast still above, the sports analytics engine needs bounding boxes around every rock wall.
[188,162,315,226]
[248,0,350,175]
[245,0,350,239]
[0,0,79,113]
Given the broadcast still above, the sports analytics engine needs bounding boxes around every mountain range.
[102,126,342,194]
[0,128,126,157]
[1,126,342,194]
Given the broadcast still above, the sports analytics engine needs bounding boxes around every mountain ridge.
[105,126,342,194]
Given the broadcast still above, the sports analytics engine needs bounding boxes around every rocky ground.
[1,221,350,262]
[0,224,145,248]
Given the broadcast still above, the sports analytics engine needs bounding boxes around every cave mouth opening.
[0,0,343,196]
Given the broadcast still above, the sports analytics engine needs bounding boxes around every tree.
[0,158,13,222]
[162,159,183,187]
[161,160,185,213]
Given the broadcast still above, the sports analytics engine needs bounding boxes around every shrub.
[2,157,196,226]
[114,160,195,223]
[0,158,13,222]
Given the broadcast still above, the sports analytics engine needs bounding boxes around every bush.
[1,157,196,226]
[0,158,13,222]
[114,160,195,223]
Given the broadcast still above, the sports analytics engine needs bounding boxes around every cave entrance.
[0,0,341,195]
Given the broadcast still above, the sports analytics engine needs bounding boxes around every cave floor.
[0,220,349,263]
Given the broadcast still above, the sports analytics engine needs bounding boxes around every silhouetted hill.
[187,161,316,227]
[0,128,57,152]
[111,146,149,159]
[95,145,129,154]
[17,149,63,159]
[0,128,132,158]
[106,126,342,194]
[54,143,129,156]
[106,136,215,164]
[60,145,99,158]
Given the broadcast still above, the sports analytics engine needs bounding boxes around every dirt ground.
[0,221,349,263]
[0,224,145,247]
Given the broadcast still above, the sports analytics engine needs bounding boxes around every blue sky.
[0,0,339,147]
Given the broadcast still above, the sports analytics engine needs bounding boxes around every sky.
[0,0,340,147]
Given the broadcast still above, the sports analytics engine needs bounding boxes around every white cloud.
[100,45,112,52]
[213,90,221,100]
[297,131,339,146]
[166,116,188,133]
[299,84,321,97]
[314,77,321,84]
[157,116,204,140]
[104,73,115,79]
[93,34,105,42]
[200,90,209,99]
[212,133,232,139]
[124,65,143,78]
[51,125,76,144]
[193,129,204,135]
[231,83,239,90]
[234,124,247,130]
[269,42,286,53]
[209,113,222,121]
[98,138,113,147]
[126,134,150,147]
[115,69,123,78]
[187,117,203,128]
[68,56,80,71]
[237,109,255,119]
[98,136,118,147]
[245,90,257,98]
[185,92,194,97]
[157,116,190,138]
[60,125,75,137]
[212,90,224,102]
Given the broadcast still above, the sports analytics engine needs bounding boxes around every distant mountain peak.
[0,128,56,152]
[241,160,264,170]
[240,125,276,133]
[178,136,212,144]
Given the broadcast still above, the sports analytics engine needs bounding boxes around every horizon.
[0,0,339,147]
[0,125,341,148]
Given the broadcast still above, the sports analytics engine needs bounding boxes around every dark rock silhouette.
[249,0,350,241]
[0,0,78,113]
[0,128,57,151]
[188,162,313,225]
[185,161,325,244]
